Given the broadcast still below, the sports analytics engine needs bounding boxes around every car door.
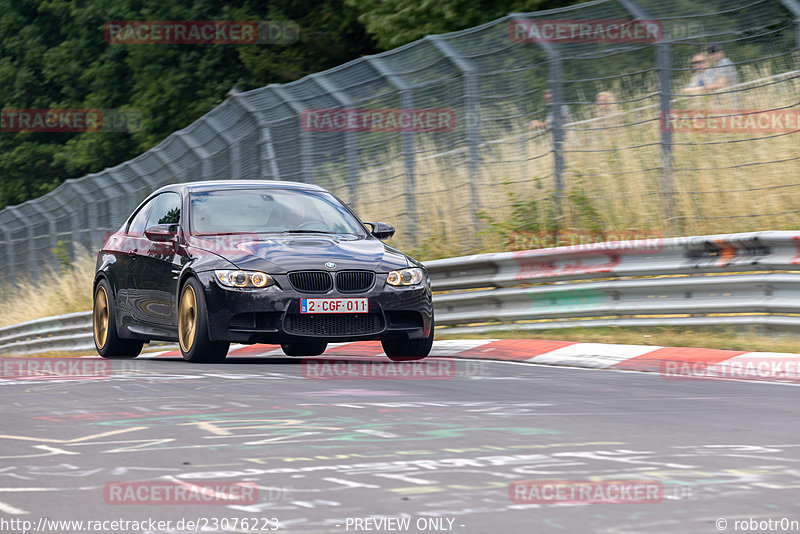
[128,192,183,329]
[108,197,155,328]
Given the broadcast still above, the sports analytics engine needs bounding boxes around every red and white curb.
[139,339,800,383]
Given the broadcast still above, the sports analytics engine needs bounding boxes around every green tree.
[0,0,377,209]
[345,0,590,49]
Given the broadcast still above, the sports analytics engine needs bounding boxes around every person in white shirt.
[705,43,740,107]
[682,53,716,96]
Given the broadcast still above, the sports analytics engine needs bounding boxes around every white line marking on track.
[447,356,800,387]
[0,500,28,514]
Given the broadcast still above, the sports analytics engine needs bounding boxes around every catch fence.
[1,0,799,279]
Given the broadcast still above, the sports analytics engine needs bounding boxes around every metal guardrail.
[2,231,800,355]
[0,311,94,356]
[428,230,800,334]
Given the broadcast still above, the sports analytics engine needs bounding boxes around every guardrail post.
[620,0,676,234]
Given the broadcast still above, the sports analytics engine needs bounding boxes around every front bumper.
[196,270,433,344]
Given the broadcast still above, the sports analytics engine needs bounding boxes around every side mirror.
[365,222,395,240]
[144,224,178,242]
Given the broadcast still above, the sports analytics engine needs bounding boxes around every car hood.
[187,234,411,273]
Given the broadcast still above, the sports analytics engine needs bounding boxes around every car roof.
[152,180,327,195]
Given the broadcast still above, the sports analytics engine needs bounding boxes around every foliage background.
[0,0,583,210]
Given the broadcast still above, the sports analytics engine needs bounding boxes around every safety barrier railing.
[1,231,799,355]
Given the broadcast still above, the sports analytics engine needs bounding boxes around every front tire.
[382,326,434,362]
[93,279,143,359]
[281,342,328,356]
[178,277,229,363]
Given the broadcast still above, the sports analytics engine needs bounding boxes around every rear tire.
[178,277,229,363]
[382,326,434,362]
[281,342,328,356]
[93,279,143,359]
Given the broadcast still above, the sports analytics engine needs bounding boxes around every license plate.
[300,298,368,314]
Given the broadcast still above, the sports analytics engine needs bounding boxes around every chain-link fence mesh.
[1,0,799,279]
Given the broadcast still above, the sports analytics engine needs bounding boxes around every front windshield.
[189,188,367,236]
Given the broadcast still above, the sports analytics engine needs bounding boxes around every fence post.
[127,160,161,190]
[175,130,213,181]
[28,202,59,263]
[270,85,313,183]
[550,54,565,226]
[620,0,676,233]
[778,0,800,71]
[311,74,360,205]
[656,38,676,233]
[150,147,184,186]
[366,56,419,244]
[233,95,282,180]
[40,192,80,261]
[538,40,565,226]
[105,168,142,228]
[0,221,16,282]
[7,206,37,281]
[428,36,482,240]
[67,181,103,251]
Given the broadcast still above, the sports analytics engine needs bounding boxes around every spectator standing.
[528,89,572,131]
[681,53,715,99]
[595,91,620,127]
[706,43,741,107]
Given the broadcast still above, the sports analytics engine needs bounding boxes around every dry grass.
[0,246,95,328]
[336,67,800,257]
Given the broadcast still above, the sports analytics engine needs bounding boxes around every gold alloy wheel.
[93,286,109,349]
[178,284,198,352]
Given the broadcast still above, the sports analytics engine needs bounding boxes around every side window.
[145,192,181,229]
[127,198,156,236]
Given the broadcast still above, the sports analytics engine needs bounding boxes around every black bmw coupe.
[92,180,434,362]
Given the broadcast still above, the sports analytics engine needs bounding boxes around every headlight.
[214,270,274,289]
[386,267,424,286]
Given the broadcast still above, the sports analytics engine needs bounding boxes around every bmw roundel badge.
[325,262,336,269]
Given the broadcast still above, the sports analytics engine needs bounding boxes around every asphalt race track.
[0,349,799,534]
